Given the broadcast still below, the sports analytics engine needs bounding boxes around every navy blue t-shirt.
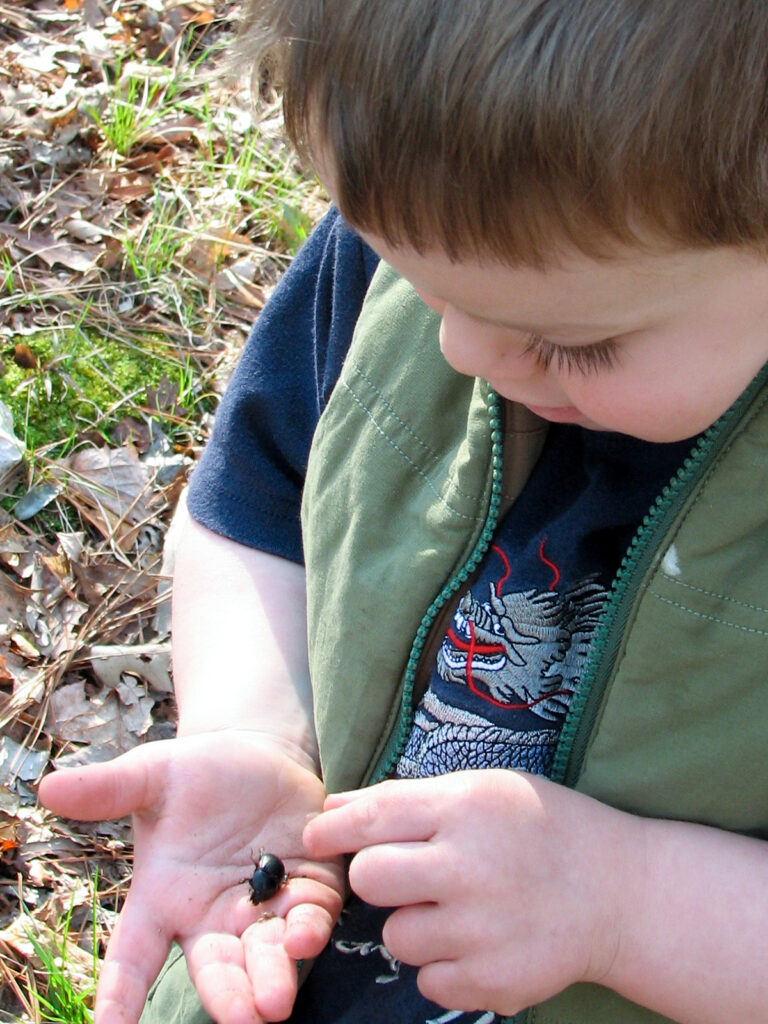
[187,208,380,560]
[188,210,696,1024]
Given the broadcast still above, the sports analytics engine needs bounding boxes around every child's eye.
[523,334,618,375]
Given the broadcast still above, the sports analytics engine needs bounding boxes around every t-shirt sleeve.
[186,207,380,563]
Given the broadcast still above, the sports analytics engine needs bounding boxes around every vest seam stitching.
[651,592,768,636]
[347,360,440,459]
[346,360,491,505]
[340,380,485,521]
[660,573,768,614]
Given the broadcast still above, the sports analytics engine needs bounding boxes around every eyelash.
[522,334,619,375]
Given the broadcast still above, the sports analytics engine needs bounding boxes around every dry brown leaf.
[46,678,154,760]
[9,634,40,661]
[122,142,179,173]
[11,343,38,370]
[112,416,152,453]
[0,573,30,636]
[0,521,29,564]
[104,170,155,201]
[0,224,99,272]
[0,806,19,849]
[51,446,152,549]
[0,655,45,725]
[69,559,156,606]
[89,642,172,694]
[40,553,72,588]
[0,736,48,785]
[63,215,113,243]
[0,655,14,687]
[184,227,255,278]
[214,269,266,309]
[133,114,200,147]
[25,593,87,659]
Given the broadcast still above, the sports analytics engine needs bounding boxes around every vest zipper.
[371,387,505,782]
[552,363,768,787]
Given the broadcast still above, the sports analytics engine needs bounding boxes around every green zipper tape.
[371,387,505,782]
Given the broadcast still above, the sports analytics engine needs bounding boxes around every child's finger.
[37,746,163,821]
[282,900,339,959]
[305,780,437,855]
[321,787,369,809]
[347,841,436,907]
[242,915,300,1023]
[322,777,427,810]
[93,895,173,1024]
[185,933,264,1024]
[382,904,455,967]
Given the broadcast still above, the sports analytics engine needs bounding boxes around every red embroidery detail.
[448,622,567,710]
[492,544,511,595]
[538,536,561,591]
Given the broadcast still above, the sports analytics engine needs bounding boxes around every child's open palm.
[39,731,345,1024]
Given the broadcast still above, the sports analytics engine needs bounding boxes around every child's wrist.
[582,809,650,994]
[175,721,320,775]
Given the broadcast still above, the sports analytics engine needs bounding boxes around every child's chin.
[524,403,589,425]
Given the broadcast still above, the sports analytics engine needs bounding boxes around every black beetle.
[246,850,288,906]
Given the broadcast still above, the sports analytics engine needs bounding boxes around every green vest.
[301,263,768,1024]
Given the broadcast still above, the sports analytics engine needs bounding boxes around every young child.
[39,2,768,1023]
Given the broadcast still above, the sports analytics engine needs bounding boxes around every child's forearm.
[602,813,768,1023]
[171,512,319,772]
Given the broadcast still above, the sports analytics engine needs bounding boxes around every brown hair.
[237,0,768,263]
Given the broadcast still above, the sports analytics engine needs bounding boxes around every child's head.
[241,0,768,263]
[238,1,768,442]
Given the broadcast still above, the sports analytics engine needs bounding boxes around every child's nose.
[438,309,480,375]
[439,305,540,381]
[414,287,445,315]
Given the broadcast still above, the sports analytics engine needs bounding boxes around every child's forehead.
[359,227,739,332]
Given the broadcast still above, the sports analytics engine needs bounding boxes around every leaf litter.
[0,0,326,1016]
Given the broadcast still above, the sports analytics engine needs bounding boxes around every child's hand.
[304,769,640,1017]
[38,731,345,1024]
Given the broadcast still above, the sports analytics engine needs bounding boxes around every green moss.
[0,329,208,454]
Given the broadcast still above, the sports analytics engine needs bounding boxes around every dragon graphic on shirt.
[397,542,608,780]
[438,576,606,721]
